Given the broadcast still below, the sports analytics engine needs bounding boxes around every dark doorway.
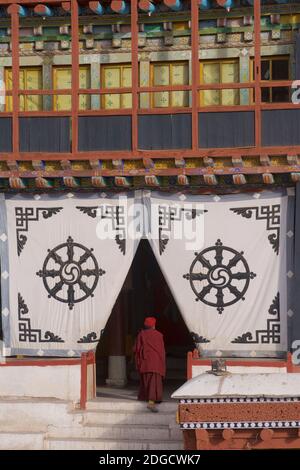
[96,239,194,388]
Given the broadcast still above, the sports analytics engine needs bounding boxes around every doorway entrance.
[95,239,194,392]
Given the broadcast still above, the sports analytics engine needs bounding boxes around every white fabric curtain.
[0,189,289,358]
[1,192,141,356]
[146,190,288,357]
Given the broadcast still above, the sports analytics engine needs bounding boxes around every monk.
[133,316,166,412]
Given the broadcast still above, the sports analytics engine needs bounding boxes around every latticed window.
[151,62,189,108]
[5,67,42,111]
[101,64,132,109]
[53,66,91,111]
[200,59,239,106]
[251,56,290,103]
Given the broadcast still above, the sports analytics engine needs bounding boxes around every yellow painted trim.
[5,66,42,112]
[53,65,91,111]
[150,61,189,108]
[199,59,239,107]
[101,63,133,110]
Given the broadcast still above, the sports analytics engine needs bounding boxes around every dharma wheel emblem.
[37,236,105,310]
[183,239,256,314]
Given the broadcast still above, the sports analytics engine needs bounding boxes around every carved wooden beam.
[177,174,189,186]
[115,176,131,186]
[91,176,107,187]
[110,1,129,14]
[262,173,275,184]
[89,1,104,15]
[63,176,80,188]
[35,177,53,189]
[145,175,160,186]
[9,177,26,189]
[139,1,156,13]
[164,0,182,11]
[7,5,27,16]
[34,4,53,17]
[203,174,217,185]
[232,174,247,185]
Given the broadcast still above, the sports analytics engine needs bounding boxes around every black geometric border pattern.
[231,293,280,344]
[15,207,63,256]
[179,397,300,404]
[190,332,210,344]
[77,330,104,344]
[76,205,126,255]
[230,205,280,255]
[158,206,207,255]
[181,421,300,430]
[18,293,64,343]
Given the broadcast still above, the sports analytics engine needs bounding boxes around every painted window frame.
[53,65,91,111]
[101,63,133,110]
[4,66,43,112]
[199,58,240,107]
[150,61,189,108]
[250,54,290,103]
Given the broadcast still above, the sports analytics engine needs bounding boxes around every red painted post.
[254,0,261,148]
[80,352,88,409]
[131,0,139,154]
[8,4,20,156]
[191,0,199,150]
[71,0,79,156]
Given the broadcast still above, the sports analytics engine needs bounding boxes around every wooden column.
[191,0,199,150]
[71,0,79,155]
[10,4,20,156]
[131,0,139,154]
[254,0,261,148]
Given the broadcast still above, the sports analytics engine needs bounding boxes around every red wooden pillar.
[80,352,88,409]
[254,0,261,148]
[191,0,199,151]
[8,4,20,156]
[131,0,139,154]
[71,0,79,156]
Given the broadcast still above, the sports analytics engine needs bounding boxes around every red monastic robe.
[133,329,166,402]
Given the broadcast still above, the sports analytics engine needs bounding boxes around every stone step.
[48,423,182,441]
[80,409,178,426]
[46,437,184,451]
[86,399,177,412]
[0,432,45,450]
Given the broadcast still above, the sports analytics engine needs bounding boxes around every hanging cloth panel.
[0,192,140,356]
[146,190,288,357]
